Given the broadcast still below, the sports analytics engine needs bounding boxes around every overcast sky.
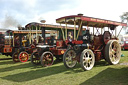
[0,0,128,30]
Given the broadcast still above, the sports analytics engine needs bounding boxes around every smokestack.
[18,25,25,30]
[78,13,83,16]
[40,20,46,23]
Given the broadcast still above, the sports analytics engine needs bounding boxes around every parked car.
[121,41,128,50]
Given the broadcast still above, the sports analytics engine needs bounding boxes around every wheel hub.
[112,49,116,54]
[68,56,72,61]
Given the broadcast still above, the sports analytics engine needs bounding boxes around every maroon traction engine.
[26,23,76,67]
[56,14,127,71]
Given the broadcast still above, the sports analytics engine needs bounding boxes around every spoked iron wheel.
[18,51,29,62]
[105,40,121,65]
[12,52,20,62]
[31,52,40,65]
[63,49,77,68]
[80,49,95,71]
[40,51,54,67]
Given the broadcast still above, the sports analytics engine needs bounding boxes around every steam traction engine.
[0,29,41,62]
[56,14,127,71]
[25,23,75,66]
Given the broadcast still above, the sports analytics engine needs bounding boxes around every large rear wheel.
[31,52,40,65]
[40,51,54,67]
[105,40,121,65]
[63,49,77,68]
[80,49,95,71]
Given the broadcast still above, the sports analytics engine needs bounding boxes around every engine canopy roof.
[56,14,127,28]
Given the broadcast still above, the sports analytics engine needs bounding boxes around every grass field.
[0,51,128,85]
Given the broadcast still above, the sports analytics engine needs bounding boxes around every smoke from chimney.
[2,15,20,29]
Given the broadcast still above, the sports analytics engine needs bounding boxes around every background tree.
[120,12,128,34]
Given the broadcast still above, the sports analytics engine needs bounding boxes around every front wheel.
[80,49,95,71]
[31,52,40,65]
[18,51,29,62]
[40,51,54,67]
[63,49,77,68]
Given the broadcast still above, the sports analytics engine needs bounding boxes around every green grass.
[0,51,128,85]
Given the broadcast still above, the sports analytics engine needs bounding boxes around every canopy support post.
[9,32,11,45]
[13,33,14,47]
[65,22,67,40]
[74,20,76,40]
[29,27,31,44]
[76,20,83,40]
[60,23,65,41]
[93,27,94,35]
[117,26,124,37]
[36,26,38,44]
[115,27,117,37]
